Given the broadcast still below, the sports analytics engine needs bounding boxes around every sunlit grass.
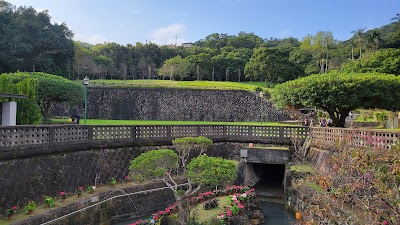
[50,119,297,126]
[192,196,231,223]
[84,79,271,92]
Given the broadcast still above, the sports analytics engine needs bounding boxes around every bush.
[374,111,388,127]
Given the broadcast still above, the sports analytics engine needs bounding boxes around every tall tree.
[351,28,366,59]
[272,72,400,127]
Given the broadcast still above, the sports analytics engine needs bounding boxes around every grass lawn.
[50,119,297,126]
[85,79,271,92]
[192,196,231,223]
[355,117,375,122]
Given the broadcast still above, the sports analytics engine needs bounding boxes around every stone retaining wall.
[51,88,290,122]
[0,142,244,211]
[13,181,180,225]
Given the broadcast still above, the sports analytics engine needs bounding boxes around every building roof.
[0,93,28,99]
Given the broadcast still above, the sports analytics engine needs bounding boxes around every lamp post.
[83,76,90,125]
[259,91,263,125]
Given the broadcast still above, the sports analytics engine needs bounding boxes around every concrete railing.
[0,124,308,150]
[310,127,400,149]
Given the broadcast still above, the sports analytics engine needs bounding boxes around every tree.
[158,56,193,80]
[172,136,213,170]
[245,47,303,84]
[351,28,366,59]
[271,72,400,127]
[0,73,42,124]
[4,72,83,120]
[341,48,400,75]
[129,149,237,225]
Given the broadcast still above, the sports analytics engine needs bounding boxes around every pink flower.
[383,220,389,225]
[59,192,65,196]
[238,203,244,209]
[125,176,130,181]
[153,214,159,221]
[165,208,170,213]
[11,206,17,210]
[227,210,232,217]
[78,187,83,191]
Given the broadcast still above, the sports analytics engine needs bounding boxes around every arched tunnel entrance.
[252,163,286,201]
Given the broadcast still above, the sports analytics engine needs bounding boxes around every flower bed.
[128,185,257,225]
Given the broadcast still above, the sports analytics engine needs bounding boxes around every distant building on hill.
[181,42,194,48]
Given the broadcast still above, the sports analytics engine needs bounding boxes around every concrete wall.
[51,88,289,122]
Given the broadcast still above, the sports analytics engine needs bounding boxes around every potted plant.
[44,196,55,207]
[77,187,83,197]
[87,185,96,193]
[110,178,117,187]
[6,206,17,220]
[25,201,36,214]
[59,192,67,202]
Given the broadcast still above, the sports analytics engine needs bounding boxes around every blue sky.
[7,0,400,46]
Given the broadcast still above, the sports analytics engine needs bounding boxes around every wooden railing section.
[0,125,308,150]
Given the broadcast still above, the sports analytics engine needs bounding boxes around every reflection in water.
[114,201,296,225]
[261,201,296,225]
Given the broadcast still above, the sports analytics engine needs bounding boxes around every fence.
[0,125,308,150]
[310,127,400,149]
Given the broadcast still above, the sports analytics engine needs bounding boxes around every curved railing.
[0,124,308,150]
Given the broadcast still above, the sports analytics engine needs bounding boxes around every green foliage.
[158,56,194,81]
[373,111,388,127]
[341,48,400,75]
[44,196,55,207]
[245,47,303,84]
[0,73,42,124]
[0,2,74,76]
[271,72,400,127]
[129,149,179,182]
[110,177,117,185]
[2,72,84,120]
[172,136,213,169]
[186,155,237,187]
[25,201,36,212]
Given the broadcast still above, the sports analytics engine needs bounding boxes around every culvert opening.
[252,163,285,200]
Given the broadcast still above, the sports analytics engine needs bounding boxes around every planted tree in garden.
[271,72,400,127]
[172,136,213,170]
[129,146,237,224]
[2,72,83,120]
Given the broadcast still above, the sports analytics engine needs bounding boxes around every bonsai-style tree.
[172,136,213,170]
[271,72,400,127]
[129,149,237,225]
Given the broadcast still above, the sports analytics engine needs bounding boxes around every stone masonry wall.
[52,88,289,122]
[0,142,245,211]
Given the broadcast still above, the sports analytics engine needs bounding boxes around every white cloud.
[130,9,140,14]
[74,33,111,45]
[150,24,187,45]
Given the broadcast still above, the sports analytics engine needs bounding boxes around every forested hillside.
[1,0,399,85]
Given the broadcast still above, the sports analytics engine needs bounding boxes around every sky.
[7,0,400,46]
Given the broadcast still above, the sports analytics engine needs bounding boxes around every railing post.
[131,126,136,140]
[197,125,201,136]
[49,126,55,147]
[167,126,171,139]
[279,126,284,141]
[248,125,253,138]
[223,125,227,136]
[87,125,93,141]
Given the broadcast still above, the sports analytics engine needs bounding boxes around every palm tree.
[391,13,400,23]
[367,30,382,50]
[351,28,366,59]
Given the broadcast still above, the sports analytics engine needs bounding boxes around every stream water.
[114,201,296,225]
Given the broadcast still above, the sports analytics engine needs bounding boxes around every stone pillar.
[2,101,17,126]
